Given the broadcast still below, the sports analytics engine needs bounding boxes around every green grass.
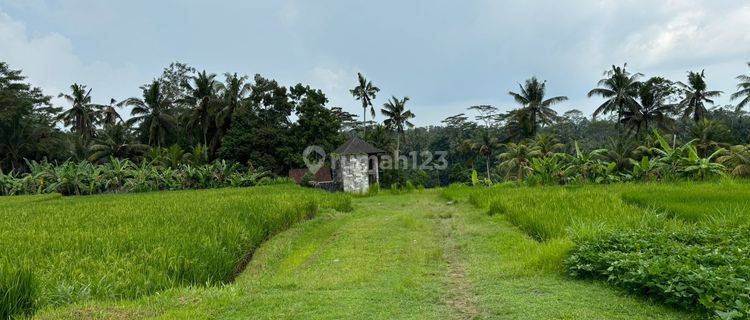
[443,184,673,241]
[0,184,350,317]
[37,191,690,319]
[620,181,750,224]
[0,263,35,319]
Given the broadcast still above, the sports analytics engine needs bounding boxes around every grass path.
[38,190,692,319]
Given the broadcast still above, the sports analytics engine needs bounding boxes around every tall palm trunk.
[486,155,491,181]
[362,102,367,134]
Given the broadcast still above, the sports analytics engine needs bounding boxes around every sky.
[1,0,749,126]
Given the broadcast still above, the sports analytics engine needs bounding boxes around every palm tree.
[120,81,176,147]
[57,84,99,140]
[350,73,379,133]
[215,73,251,151]
[508,77,567,137]
[381,96,415,160]
[467,130,499,181]
[183,71,220,147]
[717,145,750,177]
[99,98,123,126]
[621,77,675,136]
[690,119,729,157]
[498,142,541,181]
[587,64,642,123]
[88,124,148,163]
[677,70,722,122]
[531,133,564,157]
[731,62,750,112]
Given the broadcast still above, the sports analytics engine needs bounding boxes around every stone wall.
[341,154,369,193]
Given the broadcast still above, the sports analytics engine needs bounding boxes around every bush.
[390,183,401,194]
[405,180,415,192]
[566,227,750,319]
[300,172,314,187]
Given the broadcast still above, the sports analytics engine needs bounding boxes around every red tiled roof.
[288,167,333,184]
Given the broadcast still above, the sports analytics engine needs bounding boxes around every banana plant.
[568,141,607,183]
[629,156,658,182]
[652,129,694,180]
[527,153,571,185]
[681,145,725,180]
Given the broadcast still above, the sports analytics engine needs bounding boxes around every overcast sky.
[1,0,749,126]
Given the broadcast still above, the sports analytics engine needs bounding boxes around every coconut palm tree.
[88,124,148,163]
[621,77,675,136]
[508,77,567,137]
[120,81,176,147]
[531,133,564,157]
[717,144,750,177]
[214,73,251,152]
[690,118,729,157]
[467,130,500,181]
[587,64,642,123]
[381,96,415,159]
[498,142,541,181]
[99,98,123,126]
[350,73,379,133]
[57,84,99,140]
[731,62,750,111]
[183,71,220,147]
[677,70,722,122]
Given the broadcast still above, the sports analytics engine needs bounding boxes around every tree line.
[2,60,750,188]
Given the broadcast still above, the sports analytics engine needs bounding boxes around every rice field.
[0,184,351,317]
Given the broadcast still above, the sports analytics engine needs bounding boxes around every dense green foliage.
[0,185,351,318]
[567,227,750,319]
[0,158,271,196]
[4,60,750,188]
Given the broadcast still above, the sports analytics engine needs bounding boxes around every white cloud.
[0,9,142,110]
[278,0,300,27]
[619,2,750,67]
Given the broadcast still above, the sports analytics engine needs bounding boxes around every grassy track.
[38,191,689,319]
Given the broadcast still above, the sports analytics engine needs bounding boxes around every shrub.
[470,170,479,186]
[566,227,750,319]
[390,183,400,194]
[405,180,415,192]
[300,172,315,187]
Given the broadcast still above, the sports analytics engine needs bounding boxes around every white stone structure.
[332,137,384,193]
[340,154,370,193]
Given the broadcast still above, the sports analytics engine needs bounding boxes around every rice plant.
[0,184,351,317]
[0,263,35,320]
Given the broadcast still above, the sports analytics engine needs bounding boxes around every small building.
[332,137,385,193]
[288,167,333,184]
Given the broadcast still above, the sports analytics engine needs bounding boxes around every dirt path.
[437,211,481,319]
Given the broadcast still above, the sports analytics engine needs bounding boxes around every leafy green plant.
[470,170,479,186]
[566,227,750,319]
[0,159,270,196]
